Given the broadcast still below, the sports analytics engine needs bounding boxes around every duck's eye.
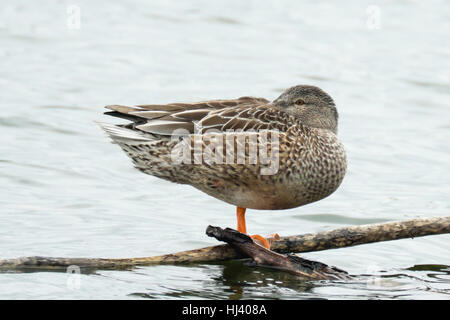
[295,99,305,106]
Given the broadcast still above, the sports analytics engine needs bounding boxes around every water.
[0,0,449,299]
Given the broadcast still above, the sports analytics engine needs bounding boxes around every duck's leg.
[236,206,247,234]
[236,207,279,249]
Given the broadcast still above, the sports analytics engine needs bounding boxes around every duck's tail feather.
[96,121,155,144]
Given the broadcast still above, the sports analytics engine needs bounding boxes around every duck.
[99,85,347,249]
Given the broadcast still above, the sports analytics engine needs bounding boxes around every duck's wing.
[104,96,292,137]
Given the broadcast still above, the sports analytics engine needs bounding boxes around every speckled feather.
[100,86,347,210]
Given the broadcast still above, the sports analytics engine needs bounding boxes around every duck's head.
[272,85,338,134]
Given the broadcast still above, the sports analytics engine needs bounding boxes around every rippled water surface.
[1,0,449,299]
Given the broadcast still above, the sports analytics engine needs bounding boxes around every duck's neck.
[273,104,338,134]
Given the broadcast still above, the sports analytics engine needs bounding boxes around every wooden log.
[273,216,450,253]
[0,216,448,271]
[206,225,349,280]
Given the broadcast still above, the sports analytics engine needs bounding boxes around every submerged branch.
[0,216,448,271]
[206,225,349,280]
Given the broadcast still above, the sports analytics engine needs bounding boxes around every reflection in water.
[126,261,450,300]
[216,260,315,299]
[407,264,450,273]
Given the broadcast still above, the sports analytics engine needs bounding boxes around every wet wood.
[206,225,349,280]
[0,216,448,271]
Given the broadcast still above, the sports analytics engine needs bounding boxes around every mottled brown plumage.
[99,85,347,212]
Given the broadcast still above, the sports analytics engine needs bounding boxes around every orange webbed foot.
[250,233,280,249]
[236,207,280,250]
